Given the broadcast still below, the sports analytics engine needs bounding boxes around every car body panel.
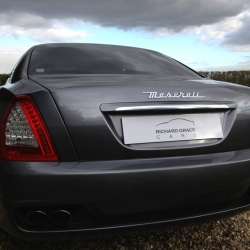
[1,43,250,239]
[29,75,250,161]
[1,149,250,238]
[2,81,78,161]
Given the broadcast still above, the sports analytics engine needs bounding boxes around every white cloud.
[222,11,250,51]
[28,24,90,42]
[223,45,250,52]
[0,23,90,42]
[0,1,249,50]
[0,0,248,32]
[0,13,51,28]
[154,10,250,52]
[189,10,250,52]
[153,28,174,37]
[151,10,246,43]
[186,11,245,41]
[0,46,28,73]
[195,59,250,71]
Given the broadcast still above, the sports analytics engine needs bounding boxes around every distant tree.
[199,71,250,87]
[0,74,10,86]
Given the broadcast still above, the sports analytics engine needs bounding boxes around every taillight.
[0,95,58,161]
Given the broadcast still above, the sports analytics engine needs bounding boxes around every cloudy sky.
[1,0,250,73]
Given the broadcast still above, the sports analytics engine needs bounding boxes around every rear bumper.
[1,149,250,239]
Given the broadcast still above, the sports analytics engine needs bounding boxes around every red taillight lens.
[0,96,58,161]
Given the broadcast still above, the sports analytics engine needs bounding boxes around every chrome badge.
[142,92,205,99]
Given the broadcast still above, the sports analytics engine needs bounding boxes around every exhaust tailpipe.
[50,210,71,224]
[26,211,47,225]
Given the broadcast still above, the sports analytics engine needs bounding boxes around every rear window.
[28,44,200,77]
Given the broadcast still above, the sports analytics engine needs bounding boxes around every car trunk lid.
[29,74,250,161]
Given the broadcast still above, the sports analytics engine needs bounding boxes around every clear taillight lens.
[0,95,58,161]
[6,102,38,147]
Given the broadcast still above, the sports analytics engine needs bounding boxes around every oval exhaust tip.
[50,210,71,224]
[26,211,47,225]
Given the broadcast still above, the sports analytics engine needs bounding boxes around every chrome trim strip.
[115,104,232,111]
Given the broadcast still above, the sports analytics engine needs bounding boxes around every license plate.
[122,113,223,144]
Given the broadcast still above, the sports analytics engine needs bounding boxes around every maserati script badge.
[142,92,205,99]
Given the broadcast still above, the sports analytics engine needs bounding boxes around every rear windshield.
[28,44,200,77]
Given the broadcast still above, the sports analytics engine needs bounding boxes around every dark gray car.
[0,43,250,240]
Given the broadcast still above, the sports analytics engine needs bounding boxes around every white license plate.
[122,114,223,144]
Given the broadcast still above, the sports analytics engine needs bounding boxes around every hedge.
[199,71,250,87]
[0,74,10,86]
[1,71,250,87]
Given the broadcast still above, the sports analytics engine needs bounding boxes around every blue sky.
[1,0,250,73]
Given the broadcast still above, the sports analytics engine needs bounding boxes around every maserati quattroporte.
[0,43,250,239]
